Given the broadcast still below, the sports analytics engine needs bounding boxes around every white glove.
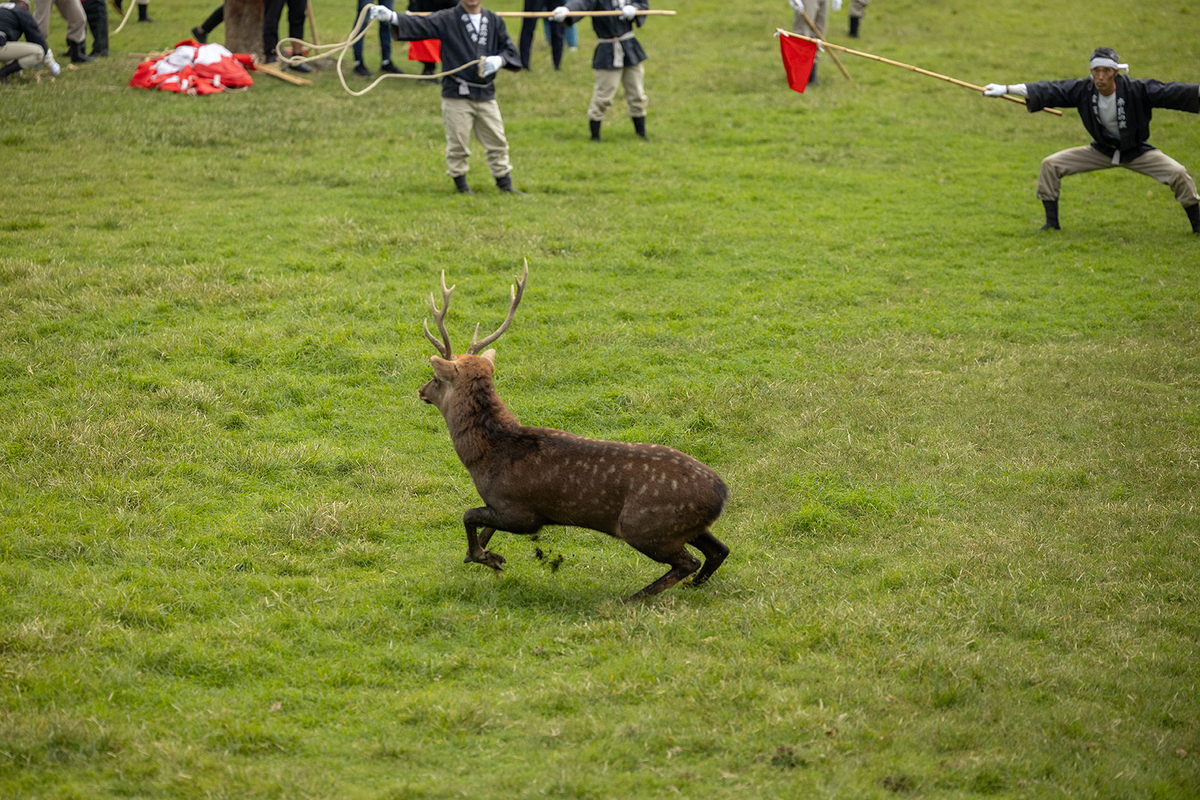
[550,5,568,22]
[368,4,398,24]
[831,0,842,11]
[787,0,802,10]
[43,49,60,76]
[482,55,504,76]
[982,83,1008,97]
[621,4,637,19]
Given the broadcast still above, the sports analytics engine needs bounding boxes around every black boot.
[67,39,95,63]
[496,172,525,194]
[0,60,23,83]
[1186,203,1200,234]
[849,15,861,38]
[808,62,818,86]
[137,3,152,22]
[191,26,208,43]
[421,61,437,76]
[589,119,601,141]
[632,115,647,140]
[1040,199,1061,230]
[453,175,473,195]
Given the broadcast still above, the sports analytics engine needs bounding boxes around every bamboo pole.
[798,10,852,83]
[777,29,1063,116]
[406,9,676,16]
[306,0,321,47]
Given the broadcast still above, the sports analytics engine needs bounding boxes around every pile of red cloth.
[130,40,254,95]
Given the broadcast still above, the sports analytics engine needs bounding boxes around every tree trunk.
[224,0,264,59]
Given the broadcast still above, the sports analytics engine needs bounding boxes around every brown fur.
[420,351,730,600]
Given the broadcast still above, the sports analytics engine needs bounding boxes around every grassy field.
[2,0,1199,796]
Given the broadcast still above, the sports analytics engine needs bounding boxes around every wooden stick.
[798,10,852,83]
[405,9,676,16]
[306,0,321,47]
[777,29,1063,116]
[254,61,313,86]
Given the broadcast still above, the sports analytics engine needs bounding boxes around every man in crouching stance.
[551,0,649,141]
[984,47,1200,234]
[369,0,523,194]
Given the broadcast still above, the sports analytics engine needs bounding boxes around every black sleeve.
[1139,79,1200,114]
[1024,79,1089,113]
[391,10,443,40]
[493,16,522,71]
[19,9,50,53]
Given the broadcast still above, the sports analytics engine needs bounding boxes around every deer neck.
[444,377,521,467]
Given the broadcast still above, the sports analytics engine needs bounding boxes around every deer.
[417,264,730,601]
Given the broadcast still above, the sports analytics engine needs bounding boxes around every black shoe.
[0,60,22,83]
[90,49,109,57]
[288,61,313,74]
[453,175,473,195]
[496,173,524,194]
[380,60,403,74]
[849,15,861,38]
[137,3,152,22]
[1041,199,1060,231]
[589,119,601,141]
[352,62,370,77]
[191,25,208,43]
[67,39,94,63]
[1185,203,1200,234]
[632,115,647,140]
[421,62,437,76]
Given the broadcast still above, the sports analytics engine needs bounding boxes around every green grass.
[2,0,1199,796]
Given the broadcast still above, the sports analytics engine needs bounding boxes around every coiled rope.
[275,6,485,97]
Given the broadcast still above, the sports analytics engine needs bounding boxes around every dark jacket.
[563,0,649,70]
[1025,74,1200,162]
[407,0,455,12]
[0,3,49,54]
[390,3,520,100]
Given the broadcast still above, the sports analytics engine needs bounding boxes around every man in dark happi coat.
[551,0,650,141]
[984,47,1200,234]
[369,0,523,194]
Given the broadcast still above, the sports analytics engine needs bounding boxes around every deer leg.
[477,527,496,549]
[687,529,729,588]
[462,507,543,572]
[624,543,701,602]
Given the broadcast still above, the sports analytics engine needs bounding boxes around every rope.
[111,0,138,35]
[275,6,485,97]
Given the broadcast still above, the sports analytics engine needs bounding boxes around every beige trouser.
[33,0,87,43]
[792,0,827,62]
[0,41,47,68]
[849,0,869,16]
[1038,145,1200,206]
[588,62,647,121]
[441,97,512,179]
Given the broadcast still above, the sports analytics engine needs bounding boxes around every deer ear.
[479,349,497,366]
[430,356,457,381]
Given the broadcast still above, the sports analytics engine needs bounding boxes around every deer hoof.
[466,550,506,571]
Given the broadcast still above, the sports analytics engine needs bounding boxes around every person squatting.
[984,47,1200,235]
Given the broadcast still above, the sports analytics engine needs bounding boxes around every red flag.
[780,34,818,93]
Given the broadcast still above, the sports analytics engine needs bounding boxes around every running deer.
[418,265,730,600]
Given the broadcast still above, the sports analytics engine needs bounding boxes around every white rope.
[110,0,138,35]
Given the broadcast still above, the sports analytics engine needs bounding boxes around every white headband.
[1090,57,1129,73]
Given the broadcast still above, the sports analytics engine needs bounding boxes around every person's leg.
[377,0,397,70]
[136,0,150,22]
[262,0,285,61]
[473,99,514,183]
[193,4,223,42]
[0,41,46,75]
[442,97,475,190]
[1122,149,1200,232]
[57,0,92,62]
[33,0,51,38]
[352,0,370,65]
[588,68,621,139]
[1036,145,1113,229]
[849,0,867,37]
[621,62,648,138]
[81,0,108,56]
[518,0,537,69]
[548,18,563,69]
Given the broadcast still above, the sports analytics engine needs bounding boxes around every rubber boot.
[68,39,95,63]
[453,175,473,195]
[1186,203,1200,234]
[628,115,648,140]
[0,60,23,83]
[1040,199,1061,230]
[496,173,525,194]
[137,3,152,22]
[849,15,861,38]
[589,119,601,142]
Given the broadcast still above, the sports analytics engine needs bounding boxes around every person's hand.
[982,83,1008,97]
[831,0,842,11]
[620,4,637,19]
[550,5,568,22]
[482,55,504,76]
[787,0,802,10]
[43,49,60,76]
[368,4,397,24]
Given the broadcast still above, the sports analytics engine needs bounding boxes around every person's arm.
[491,16,522,72]
[369,4,441,41]
[1021,79,1088,114]
[983,83,1027,98]
[18,8,51,53]
[1139,79,1200,114]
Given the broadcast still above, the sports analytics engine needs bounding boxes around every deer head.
[418,262,528,416]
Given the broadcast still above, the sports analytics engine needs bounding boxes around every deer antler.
[467,261,528,355]
[422,271,455,359]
